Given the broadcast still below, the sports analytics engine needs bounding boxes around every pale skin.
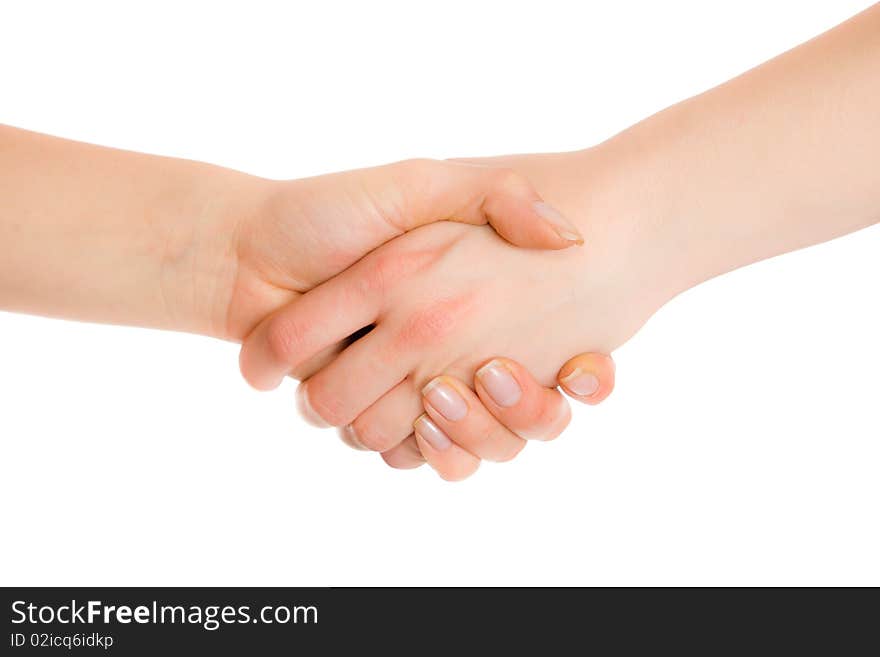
[247,3,880,479]
[0,124,612,473]
[0,127,587,338]
[3,4,879,481]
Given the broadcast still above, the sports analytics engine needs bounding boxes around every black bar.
[1,587,874,653]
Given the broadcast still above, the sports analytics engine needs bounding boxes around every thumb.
[557,353,616,405]
[368,159,584,250]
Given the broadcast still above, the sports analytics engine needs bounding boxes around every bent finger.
[472,358,572,442]
[414,414,481,482]
[421,375,526,462]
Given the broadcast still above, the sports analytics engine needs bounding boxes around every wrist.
[573,107,746,311]
[555,144,690,314]
[153,162,270,339]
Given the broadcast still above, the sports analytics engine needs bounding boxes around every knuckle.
[305,383,348,427]
[359,251,397,297]
[363,248,443,299]
[492,436,526,462]
[265,315,309,368]
[395,306,456,349]
[350,417,401,453]
[392,293,476,350]
[535,397,567,432]
[516,400,549,427]
[514,397,569,441]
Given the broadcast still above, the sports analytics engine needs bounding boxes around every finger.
[381,435,426,470]
[290,321,375,381]
[298,327,411,427]
[337,378,422,453]
[471,358,573,441]
[289,341,344,382]
[421,376,525,462]
[370,159,584,249]
[238,252,386,391]
[557,353,616,405]
[413,414,481,482]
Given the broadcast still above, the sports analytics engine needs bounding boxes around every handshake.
[229,155,629,480]
[5,6,879,479]
[2,127,653,481]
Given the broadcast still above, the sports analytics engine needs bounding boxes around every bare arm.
[0,126,579,338]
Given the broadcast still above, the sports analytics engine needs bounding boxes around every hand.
[226,158,585,386]
[329,152,624,479]
[0,127,582,344]
[378,353,617,480]
[244,149,670,451]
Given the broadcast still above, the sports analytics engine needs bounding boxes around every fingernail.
[422,378,468,421]
[414,414,452,451]
[475,359,522,407]
[296,382,330,428]
[533,201,584,244]
[560,368,600,397]
[339,424,367,450]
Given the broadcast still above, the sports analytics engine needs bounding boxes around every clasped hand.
[233,155,631,481]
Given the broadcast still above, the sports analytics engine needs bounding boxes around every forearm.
[597,3,880,302]
[0,126,254,333]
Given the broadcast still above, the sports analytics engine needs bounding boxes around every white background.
[1,0,878,586]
